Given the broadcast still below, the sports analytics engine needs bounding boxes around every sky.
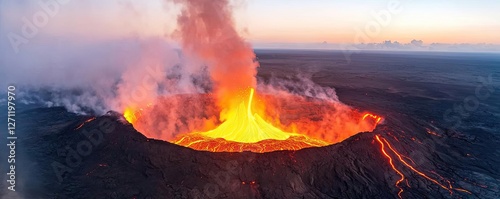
[1,0,499,51]
[242,0,500,44]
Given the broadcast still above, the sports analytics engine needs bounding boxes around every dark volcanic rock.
[15,108,500,199]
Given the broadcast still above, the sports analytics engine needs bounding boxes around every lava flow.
[74,117,96,130]
[173,88,330,152]
[123,90,383,153]
[375,135,471,198]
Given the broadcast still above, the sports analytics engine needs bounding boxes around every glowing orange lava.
[173,88,330,152]
[197,88,293,143]
[375,135,470,198]
[174,133,328,153]
[75,117,96,130]
[122,89,383,153]
[123,108,138,124]
[363,113,382,129]
[375,135,405,198]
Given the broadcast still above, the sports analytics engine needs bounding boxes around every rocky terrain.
[2,50,499,199]
[7,106,498,199]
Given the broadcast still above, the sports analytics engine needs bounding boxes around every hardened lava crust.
[16,107,497,199]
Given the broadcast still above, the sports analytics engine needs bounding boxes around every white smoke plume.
[1,0,376,144]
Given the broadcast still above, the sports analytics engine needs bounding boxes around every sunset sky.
[243,0,500,44]
[1,0,499,47]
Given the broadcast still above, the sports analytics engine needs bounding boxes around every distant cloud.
[410,39,423,46]
[252,40,500,52]
[351,40,500,52]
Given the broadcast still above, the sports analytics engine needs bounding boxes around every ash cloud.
[257,73,339,102]
[0,0,372,145]
[0,1,213,115]
[0,37,217,115]
[169,0,258,110]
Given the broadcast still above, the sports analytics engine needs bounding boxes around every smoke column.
[171,0,258,116]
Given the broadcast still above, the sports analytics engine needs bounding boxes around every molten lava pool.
[124,89,382,153]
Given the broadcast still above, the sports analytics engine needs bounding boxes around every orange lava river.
[173,88,332,152]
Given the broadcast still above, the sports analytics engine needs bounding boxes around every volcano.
[15,107,488,199]
[5,50,499,199]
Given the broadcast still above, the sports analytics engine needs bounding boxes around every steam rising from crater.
[0,0,380,147]
[171,0,258,112]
